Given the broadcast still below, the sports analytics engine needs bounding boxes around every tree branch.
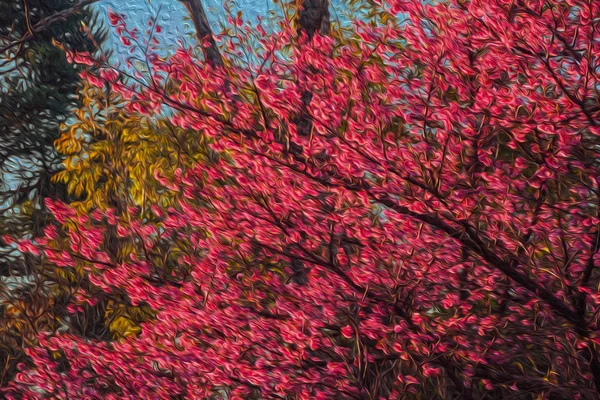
[0,0,100,55]
[179,0,223,67]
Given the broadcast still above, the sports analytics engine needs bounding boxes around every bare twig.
[0,0,100,55]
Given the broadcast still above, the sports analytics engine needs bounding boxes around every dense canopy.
[2,0,600,399]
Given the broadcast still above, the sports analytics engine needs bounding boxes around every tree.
[0,0,106,238]
[7,0,600,399]
[0,0,100,56]
[0,0,106,387]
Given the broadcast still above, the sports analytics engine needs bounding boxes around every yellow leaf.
[110,316,141,339]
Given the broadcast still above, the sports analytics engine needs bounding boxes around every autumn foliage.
[5,0,600,398]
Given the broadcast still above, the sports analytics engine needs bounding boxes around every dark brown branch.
[371,192,582,325]
[179,0,223,67]
[254,148,582,327]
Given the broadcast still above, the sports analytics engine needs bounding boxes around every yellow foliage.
[53,82,209,215]
[47,79,209,345]
[109,316,141,339]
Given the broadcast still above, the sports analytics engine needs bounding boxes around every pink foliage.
[7,0,600,398]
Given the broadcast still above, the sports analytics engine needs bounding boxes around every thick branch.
[179,0,223,67]
[371,192,582,325]
[255,149,582,327]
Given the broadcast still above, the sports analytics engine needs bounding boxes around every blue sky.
[94,0,350,53]
[95,0,282,52]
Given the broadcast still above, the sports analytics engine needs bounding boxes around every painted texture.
[3,0,600,398]
[97,0,348,54]
[97,0,277,52]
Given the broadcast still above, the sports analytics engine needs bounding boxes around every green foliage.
[0,0,108,238]
[0,0,107,386]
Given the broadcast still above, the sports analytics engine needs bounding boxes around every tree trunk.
[297,0,330,39]
[291,0,330,141]
[179,0,223,67]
